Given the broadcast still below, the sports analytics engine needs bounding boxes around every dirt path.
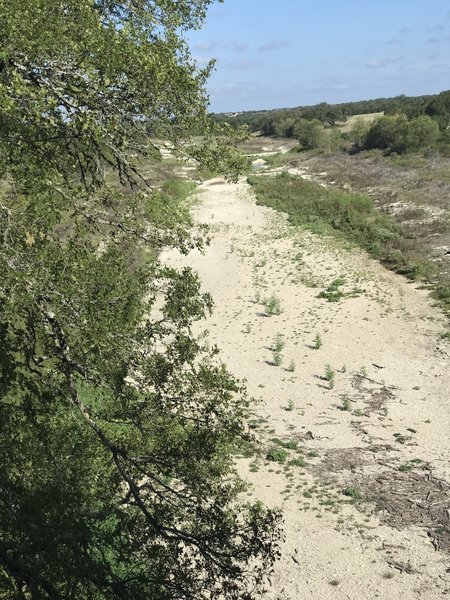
[163,176,450,600]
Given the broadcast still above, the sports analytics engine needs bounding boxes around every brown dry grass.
[282,150,450,300]
[338,112,384,132]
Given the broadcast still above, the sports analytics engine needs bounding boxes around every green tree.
[294,118,325,150]
[405,115,440,150]
[348,118,371,150]
[324,128,343,153]
[273,117,296,138]
[365,113,409,153]
[0,2,280,598]
[425,90,450,129]
[365,113,440,153]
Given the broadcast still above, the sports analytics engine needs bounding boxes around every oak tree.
[0,1,280,598]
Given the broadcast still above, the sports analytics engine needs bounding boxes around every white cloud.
[226,42,250,53]
[193,41,217,52]
[366,57,402,69]
[258,39,288,51]
[225,60,262,70]
[426,35,450,44]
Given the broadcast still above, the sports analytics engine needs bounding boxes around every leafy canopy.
[0,1,280,599]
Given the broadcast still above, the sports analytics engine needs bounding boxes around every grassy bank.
[248,172,450,320]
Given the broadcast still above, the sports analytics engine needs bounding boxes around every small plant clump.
[264,294,282,316]
[325,364,335,388]
[273,333,285,352]
[398,459,422,472]
[272,351,282,366]
[289,457,306,468]
[284,399,295,411]
[286,359,296,372]
[283,439,298,450]
[398,463,413,472]
[318,277,346,302]
[359,365,368,377]
[313,333,322,349]
[340,395,352,411]
[266,447,288,464]
[342,486,362,500]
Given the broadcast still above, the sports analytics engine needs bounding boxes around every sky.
[187,0,450,113]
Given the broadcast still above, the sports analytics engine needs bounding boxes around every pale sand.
[163,176,450,600]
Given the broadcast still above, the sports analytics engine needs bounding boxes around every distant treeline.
[214,90,450,134]
[215,91,450,155]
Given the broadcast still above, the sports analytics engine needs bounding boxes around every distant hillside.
[213,91,450,134]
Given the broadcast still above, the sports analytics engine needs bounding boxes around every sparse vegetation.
[325,364,335,388]
[340,396,352,411]
[286,359,296,373]
[248,169,450,317]
[273,333,285,352]
[266,448,288,464]
[313,333,323,349]
[318,277,346,302]
[342,487,362,500]
[289,457,306,468]
[264,294,282,316]
[285,399,295,411]
[249,172,402,263]
[272,351,283,366]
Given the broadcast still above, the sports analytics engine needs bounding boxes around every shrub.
[272,351,282,366]
[365,113,439,154]
[342,487,362,499]
[264,294,282,316]
[273,333,285,352]
[340,396,351,411]
[325,364,335,388]
[266,448,288,463]
[318,278,346,302]
[294,118,326,150]
[285,399,295,410]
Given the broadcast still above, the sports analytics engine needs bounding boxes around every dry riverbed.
[163,172,450,600]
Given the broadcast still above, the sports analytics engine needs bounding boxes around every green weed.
[342,486,362,500]
[318,277,346,302]
[264,294,282,316]
[266,448,288,464]
[325,364,335,388]
[313,333,322,349]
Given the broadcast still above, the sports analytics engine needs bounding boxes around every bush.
[342,487,362,499]
[349,118,371,149]
[294,118,326,150]
[273,117,296,138]
[365,114,409,153]
[365,113,440,154]
[266,448,288,463]
[264,294,282,315]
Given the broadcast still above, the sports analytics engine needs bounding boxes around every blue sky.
[187,0,450,112]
